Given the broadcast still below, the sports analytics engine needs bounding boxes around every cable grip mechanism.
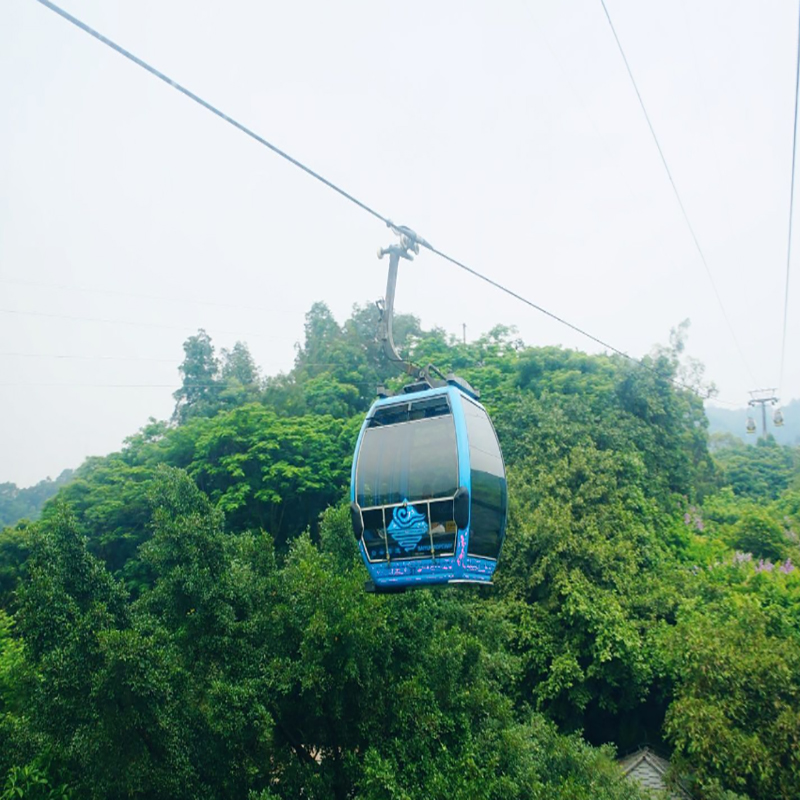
[376,223,430,378]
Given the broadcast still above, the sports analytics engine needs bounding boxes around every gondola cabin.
[350,383,507,591]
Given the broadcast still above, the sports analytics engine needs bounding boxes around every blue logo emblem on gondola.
[388,501,428,551]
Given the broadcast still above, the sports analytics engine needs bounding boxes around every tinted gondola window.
[428,498,458,556]
[380,498,457,560]
[356,399,458,508]
[462,398,506,559]
[368,395,451,427]
[361,507,388,561]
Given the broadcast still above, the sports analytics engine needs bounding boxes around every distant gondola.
[349,226,507,592]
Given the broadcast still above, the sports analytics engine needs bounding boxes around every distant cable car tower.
[747,389,780,437]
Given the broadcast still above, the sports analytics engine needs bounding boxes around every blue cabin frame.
[350,385,507,591]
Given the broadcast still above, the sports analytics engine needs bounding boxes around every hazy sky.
[1,0,799,486]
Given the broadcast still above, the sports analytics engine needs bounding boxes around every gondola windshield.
[355,396,460,562]
[356,396,457,507]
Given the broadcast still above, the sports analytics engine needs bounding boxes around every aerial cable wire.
[0,307,293,341]
[0,276,300,319]
[0,352,176,363]
[422,241,726,400]
[0,351,418,372]
[32,0,390,228]
[779,0,800,396]
[0,381,382,390]
[33,0,723,402]
[0,382,184,389]
[598,0,757,387]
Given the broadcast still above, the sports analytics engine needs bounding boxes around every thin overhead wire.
[0,382,180,389]
[678,0,738,234]
[0,380,379,389]
[780,0,800,396]
[33,0,727,404]
[426,247,644,361]
[0,276,298,318]
[700,397,740,409]
[0,307,293,341]
[0,351,414,372]
[0,352,176,363]
[422,241,722,399]
[598,0,757,387]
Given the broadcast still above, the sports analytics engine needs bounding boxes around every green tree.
[730,508,788,561]
[0,609,24,776]
[173,329,221,424]
[662,600,800,800]
[0,524,31,611]
[184,403,355,543]
[44,455,155,591]
[134,467,276,798]
[289,302,424,417]
[219,341,262,409]
[13,505,190,797]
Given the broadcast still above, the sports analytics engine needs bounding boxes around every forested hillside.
[0,471,73,530]
[1,302,799,800]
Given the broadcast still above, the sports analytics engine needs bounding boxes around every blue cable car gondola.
[349,226,508,592]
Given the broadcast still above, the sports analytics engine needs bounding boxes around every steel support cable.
[598,0,757,386]
[780,0,800,395]
[32,0,391,227]
[422,242,725,399]
[33,0,724,403]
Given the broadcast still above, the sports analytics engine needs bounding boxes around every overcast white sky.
[1,0,799,486]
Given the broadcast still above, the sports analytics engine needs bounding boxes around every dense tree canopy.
[1,303,798,799]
